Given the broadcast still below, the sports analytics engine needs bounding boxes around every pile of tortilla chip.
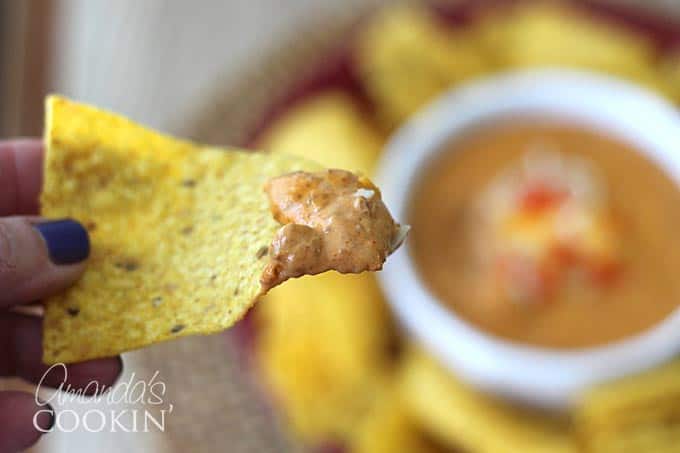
[251,1,680,452]
[355,2,678,131]
[355,4,490,129]
[576,360,680,452]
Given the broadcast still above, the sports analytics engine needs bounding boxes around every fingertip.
[0,139,44,216]
[2,314,123,395]
[33,400,55,433]
[11,140,44,215]
[0,217,89,307]
[1,138,43,151]
[0,391,54,453]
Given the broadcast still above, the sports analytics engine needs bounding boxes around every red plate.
[244,0,680,148]
[237,1,679,450]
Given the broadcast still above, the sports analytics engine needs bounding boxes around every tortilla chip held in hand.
[41,96,404,364]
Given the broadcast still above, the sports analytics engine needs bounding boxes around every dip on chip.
[41,96,404,364]
[262,169,402,292]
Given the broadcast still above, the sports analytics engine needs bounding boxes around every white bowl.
[376,70,680,410]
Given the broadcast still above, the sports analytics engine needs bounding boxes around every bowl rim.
[376,68,680,409]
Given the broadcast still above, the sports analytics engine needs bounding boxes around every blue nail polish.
[34,219,90,265]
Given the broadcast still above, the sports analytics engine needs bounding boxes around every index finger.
[0,139,44,216]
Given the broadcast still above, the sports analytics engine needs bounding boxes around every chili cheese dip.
[261,169,403,292]
[409,122,680,348]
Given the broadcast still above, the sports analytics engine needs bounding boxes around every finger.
[0,217,89,308]
[0,313,123,394]
[0,139,43,216]
[0,391,54,453]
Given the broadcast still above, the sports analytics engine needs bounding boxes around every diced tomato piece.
[518,182,569,213]
[589,260,622,287]
[550,243,581,267]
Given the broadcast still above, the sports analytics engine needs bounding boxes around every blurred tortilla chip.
[350,381,453,453]
[257,91,383,175]
[481,2,672,98]
[254,92,394,442]
[400,351,577,453]
[41,95,317,364]
[576,359,680,452]
[256,272,395,442]
[356,5,490,129]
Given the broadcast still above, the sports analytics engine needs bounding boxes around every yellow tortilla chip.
[41,95,318,364]
[576,359,680,452]
[482,2,672,98]
[356,4,490,129]
[584,427,680,453]
[661,53,680,104]
[256,271,394,442]
[400,351,577,453]
[257,91,384,175]
[350,382,450,453]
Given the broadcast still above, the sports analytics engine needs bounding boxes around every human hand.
[0,139,122,452]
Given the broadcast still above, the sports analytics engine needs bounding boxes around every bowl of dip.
[376,69,680,409]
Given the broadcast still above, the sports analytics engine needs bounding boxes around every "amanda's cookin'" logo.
[34,364,174,433]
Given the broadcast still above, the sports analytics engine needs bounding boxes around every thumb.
[0,217,89,307]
